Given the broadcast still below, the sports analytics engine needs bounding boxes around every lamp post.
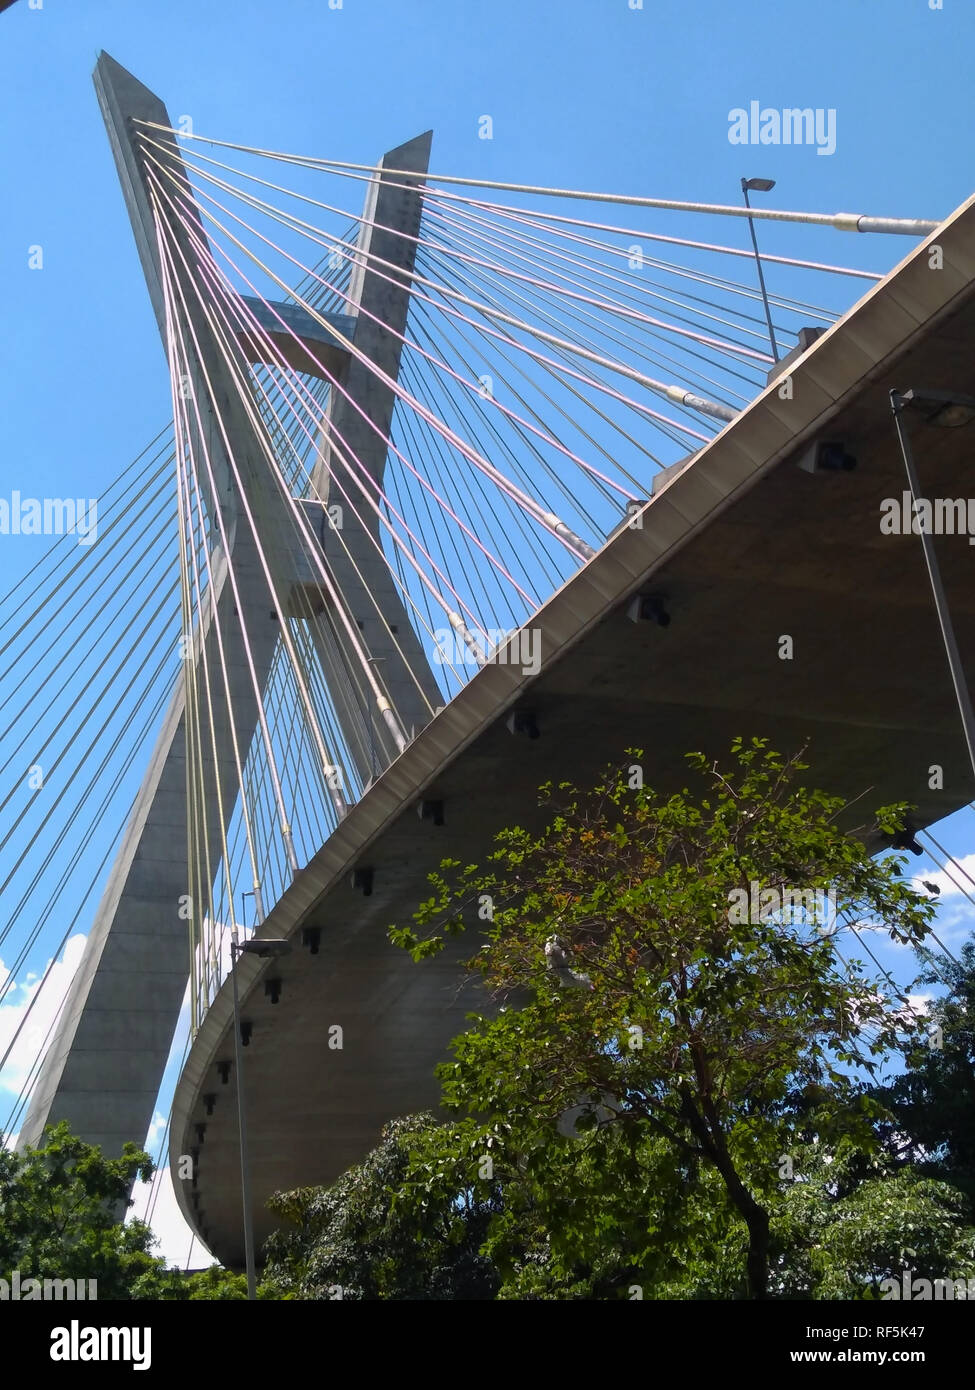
[228,933,292,1300]
[889,388,975,786]
[741,177,779,362]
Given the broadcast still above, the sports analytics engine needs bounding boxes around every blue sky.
[4,0,973,539]
[3,0,973,505]
[2,0,975,1265]
[3,0,974,592]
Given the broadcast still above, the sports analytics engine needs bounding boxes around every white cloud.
[912,855,975,900]
[2,941,214,1270]
[0,934,88,1106]
[903,991,933,1020]
[128,1108,213,1269]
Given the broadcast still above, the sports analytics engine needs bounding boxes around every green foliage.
[872,937,975,1212]
[771,1143,975,1298]
[180,1264,251,1299]
[385,739,939,1298]
[267,1104,975,1300]
[396,1114,729,1299]
[0,1123,263,1300]
[0,1121,165,1300]
[263,1113,500,1299]
[262,1114,508,1300]
[140,1262,277,1300]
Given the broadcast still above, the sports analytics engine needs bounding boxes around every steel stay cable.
[174,376,236,984]
[0,665,180,1063]
[415,233,736,464]
[418,198,778,358]
[397,354,558,606]
[134,122,937,235]
[150,215,308,871]
[418,245,706,485]
[169,275,266,930]
[169,211,450,742]
[139,133,730,432]
[139,126,885,282]
[388,366,526,649]
[391,357,540,630]
[407,275,668,492]
[148,168,411,769]
[922,826,975,896]
[0,572,183,902]
[417,235,761,418]
[416,229,750,418]
[421,186,869,296]
[0,425,173,633]
[419,207,766,397]
[197,261,495,681]
[0,452,176,670]
[140,141,613,549]
[148,158,543,623]
[150,177,362,820]
[0,621,181,971]
[395,345,566,604]
[143,132,706,480]
[426,192,836,330]
[0,488,177,752]
[185,242,473,701]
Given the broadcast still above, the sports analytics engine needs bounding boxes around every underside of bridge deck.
[172,191,975,1267]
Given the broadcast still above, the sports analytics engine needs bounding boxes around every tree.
[771,1141,975,1298]
[138,1262,275,1300]
[0,1122,277,1299]
[0,1121,164,1299]
[389,739,937,1298]
[872,938,975,1214]
[262,1113,500,1300]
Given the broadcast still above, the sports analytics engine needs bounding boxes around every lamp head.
[235,938,292,958]
[742,177,776,193]
[897,388,975,429]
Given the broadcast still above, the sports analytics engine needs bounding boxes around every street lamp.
[228,931,292,1299]
[889,388,975,785]
[741,177,779,362]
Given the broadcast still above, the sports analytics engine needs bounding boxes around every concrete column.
[308,133,444,786]
[21,55,442,1156]
[19,55,296,1154]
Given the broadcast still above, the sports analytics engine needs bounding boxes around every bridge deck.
[171,192,975,1265]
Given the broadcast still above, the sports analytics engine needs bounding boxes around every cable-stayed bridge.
[3,53,975,1265]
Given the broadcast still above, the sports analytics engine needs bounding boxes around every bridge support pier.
[19,54,438,1167]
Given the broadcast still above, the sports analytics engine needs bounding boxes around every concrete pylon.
[18,54,437,1155]
[18,54,286,1156]
[304,132,444,785]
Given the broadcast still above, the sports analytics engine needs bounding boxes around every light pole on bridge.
[741,176,780,363]
[228,933,292,1300]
